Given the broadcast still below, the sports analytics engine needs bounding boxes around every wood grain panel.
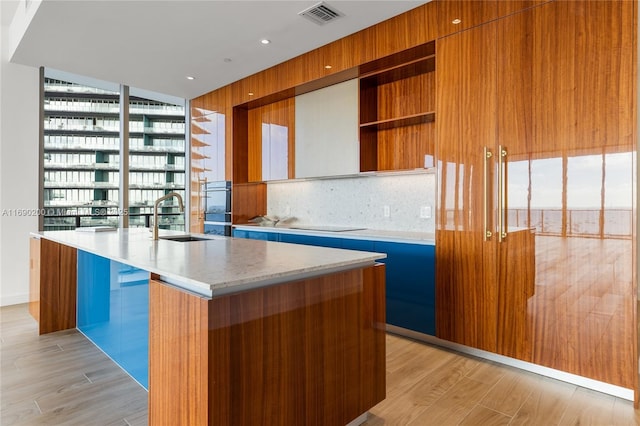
[231,106,249,184]
[435,21,498,352]
[231,182,266,224]
[148,279,209,426]
[500,0,636,391]
[496,229,535,361]
[207,264,386,426]
[496,1,549,19]
[437,0,498,38]
[246,98,295,182]
[376,72,435,122]
[374,4,431,58]
[38,239,77,335]
[191,86,233,232]
[57,243,77,331]
[28,237,40,321]
[376,123,435,171]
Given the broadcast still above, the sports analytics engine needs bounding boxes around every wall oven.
[201,180,231,236]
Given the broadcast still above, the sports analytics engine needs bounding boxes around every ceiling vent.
[299,2,344,26]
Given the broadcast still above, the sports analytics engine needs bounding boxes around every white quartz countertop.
[34,228,385,297]
[232,224,436,245]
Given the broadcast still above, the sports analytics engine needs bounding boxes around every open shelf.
[360,112,435,131]
[358,40,436,172]
[360,55,435,86]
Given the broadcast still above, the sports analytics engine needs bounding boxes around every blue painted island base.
[77,250,150,389]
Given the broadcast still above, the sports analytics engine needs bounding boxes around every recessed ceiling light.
[324,65,332,69]
[186,76,195,80]
[452,18,461,24]
[260,39,271,45]
[248,92,254,96]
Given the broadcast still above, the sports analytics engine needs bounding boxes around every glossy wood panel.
[38,239,77,335]
[376,123,435,171]
[496,1,549,19]
[498,1,638,389]
[435,21,498,352]
[148,279,209,426]
[28,237,40,321]
[231,182,266,224]
[374,1,437,59]
[246,98,295,182]
[190,86,233,232]
[437,0,637,394]
[231,106,249,184]
[436,0,549,38]
[496,229,535,361]
[437,0,498,38]
[207,264,386,425]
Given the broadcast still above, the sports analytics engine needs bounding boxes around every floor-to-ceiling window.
[42,72,186,231]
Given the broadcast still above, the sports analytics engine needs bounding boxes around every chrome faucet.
[152,192,184,240]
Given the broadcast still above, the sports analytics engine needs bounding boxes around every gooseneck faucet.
[152,192,184,240]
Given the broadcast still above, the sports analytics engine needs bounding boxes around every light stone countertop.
[33,228,385,297]
[232,224,436,245]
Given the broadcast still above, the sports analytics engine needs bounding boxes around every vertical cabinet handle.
[483,147,493,241]
[498,146,508,242]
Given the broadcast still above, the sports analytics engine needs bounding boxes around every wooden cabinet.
[359,41,436,172]
[28,237,40,321]
[149,265,386,425]
[436,0,637,392]
[436,0,550,38]
[29,237,77,335]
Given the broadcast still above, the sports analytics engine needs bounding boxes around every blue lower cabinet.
[233,229,278,241]
[77,250,150,389]
[340,238,375,252]
[279,233,342,248]
[232,229,436,336]
[373,241,436,336]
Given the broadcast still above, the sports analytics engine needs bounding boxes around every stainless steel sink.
[159,235,214,242]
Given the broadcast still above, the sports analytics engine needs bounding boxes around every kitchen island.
[29,228,386,426]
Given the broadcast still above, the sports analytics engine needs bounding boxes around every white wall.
[267,171,436,233]
[295,79,359,178]
[0,23,40,306]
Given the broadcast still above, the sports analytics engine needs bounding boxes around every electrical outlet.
[420,206,432,219]
[383,205,390,218]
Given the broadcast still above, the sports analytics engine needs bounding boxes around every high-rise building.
[43,77,186,231]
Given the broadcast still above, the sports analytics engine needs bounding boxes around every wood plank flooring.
[2,303,639,425]
[1,303,147,425]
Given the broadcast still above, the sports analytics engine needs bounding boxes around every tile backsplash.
[266,171,436,233]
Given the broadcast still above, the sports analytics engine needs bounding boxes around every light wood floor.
[2,303,639,426]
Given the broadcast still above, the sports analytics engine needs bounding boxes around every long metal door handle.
[483,147,493,241]
[498,146,507,242]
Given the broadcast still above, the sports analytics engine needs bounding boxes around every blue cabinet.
[278,232,342,248]
[233,228,436,336]
[233,229,278,241]
[77,250,150,389]
[373,241,435,335]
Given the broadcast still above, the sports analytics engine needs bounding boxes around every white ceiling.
[8,0,427,100]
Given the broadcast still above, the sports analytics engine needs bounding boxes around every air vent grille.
[299,2,343,26]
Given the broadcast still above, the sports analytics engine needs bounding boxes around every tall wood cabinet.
[436,0,637,393]
[28,236,78,335]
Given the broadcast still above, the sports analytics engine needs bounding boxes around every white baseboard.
[0,293,29,307]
